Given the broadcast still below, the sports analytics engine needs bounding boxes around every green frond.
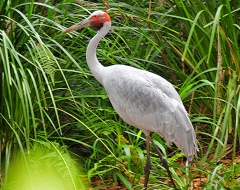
[35,45,56,85]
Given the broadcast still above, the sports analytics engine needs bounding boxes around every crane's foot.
[149,137,177,189]
[144,162,152,189]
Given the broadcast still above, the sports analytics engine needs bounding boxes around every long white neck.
[86,22,111,85]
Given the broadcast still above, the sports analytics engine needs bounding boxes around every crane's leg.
[143,135,151,189]
[148,136,176,188]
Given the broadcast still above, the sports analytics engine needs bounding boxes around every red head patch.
[89,11,111,31]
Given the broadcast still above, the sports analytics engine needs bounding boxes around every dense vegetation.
[0,0,239,189]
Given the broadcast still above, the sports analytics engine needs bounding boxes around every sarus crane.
[63,10,198,189]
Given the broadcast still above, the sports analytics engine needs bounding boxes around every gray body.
[102,64,198,162]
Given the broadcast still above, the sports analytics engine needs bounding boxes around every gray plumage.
[103,65,198,162]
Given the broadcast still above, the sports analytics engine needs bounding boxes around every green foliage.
[165,0,240,163]
[0,0,239,189]
[3,141,88,190]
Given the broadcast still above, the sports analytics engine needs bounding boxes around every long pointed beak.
[63,18,90,33]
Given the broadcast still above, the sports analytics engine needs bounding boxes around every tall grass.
[163,1,240,164]
[0,1,93,189]
[0,0,239,189]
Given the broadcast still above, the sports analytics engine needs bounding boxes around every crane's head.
[63,10,111,33]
